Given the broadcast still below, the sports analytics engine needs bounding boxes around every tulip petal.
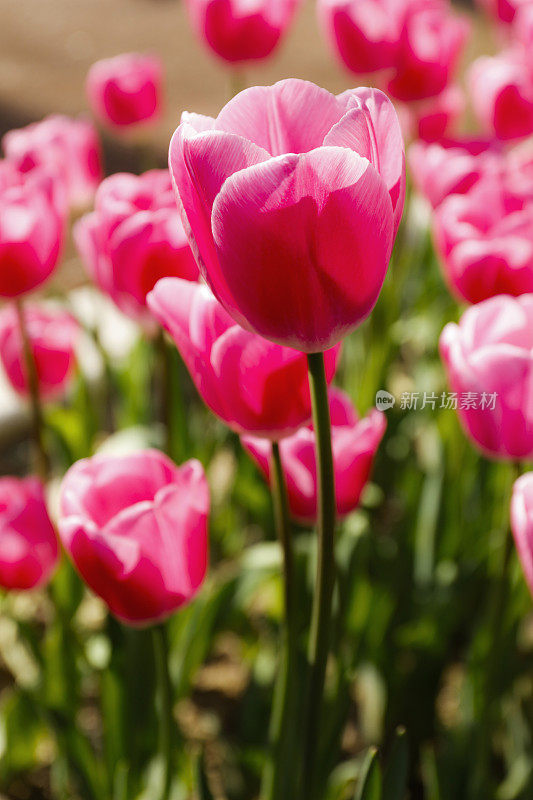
[216,79,345,155]
[212,146,394,351]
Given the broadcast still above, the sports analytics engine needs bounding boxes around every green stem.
[300,352,336,800]
[152,624,173,800]
[156,330,172,457]
[469,460,521,799]
[229,69,246,98]
[263,441,299,800]
[15,298,50,480]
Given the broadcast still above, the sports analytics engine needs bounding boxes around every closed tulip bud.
[3,115,102,210]
[402,85,465,143]
[0,304,78,401]
[440,295,533,460]
[58,450,209,626]
[170,80,405,352]
[74,170,198,325]
[242,388,386,522]
[469,51,533,142]
[433,177,533,304]
[185,0,302,63]
[0,477,58,591]
[148,278,340,438]
[0,167,64,298]
[86,53,163,130]
[408,137,500,208]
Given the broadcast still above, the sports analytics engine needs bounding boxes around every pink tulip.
[469,51,533,141]
[0,165,64,298]
[148,278,340,438]
[0,477,58,591]
[440,294,533,460]
[169,80,405,352]
[58,450,209,625]
[86,53,163,130]
[433,177,533,304]
[409,137,500,208]
[319,0,468,102]
[242,388,386,522]
[318,0,402,75]
[511,472,533,596]
[401,84,465,143]
[74,170,198,324]
[476,0,530,25]
[386,0,469,102]
[185,0,302,63]
[3,115,102,209]
[0,304,78,401]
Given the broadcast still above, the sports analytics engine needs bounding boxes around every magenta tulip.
[169,80,405,352]
[511,472,533,596]
[319,0,468,103]
[3,115,102,209]
[318,0,402,75]
[74,170,199,324]
[148,278,340,438]
[0,304,78,401]
[433,177,533,304]
[476,0,528,25]
[185,0,302,63]
[0,477,58,591]
[402,85,465,143]
[408,137,500,208]
[86,53,163,130]
[242,388,386,522]
[469,51,533,142]
[58,450,209,625]
[0,166,64,298]
[386,0,469,102]
[440,294,533,460]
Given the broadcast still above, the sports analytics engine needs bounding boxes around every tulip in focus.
[3,115,102,209]
[440,294,533,460]
[58,450,209,625]
[433,177,533,303]
[170,80,405,352]
[86,53,163,130]
[511,472,533,597]
[75,170,199,324]
[242,388,386,522]
[0,304,79,401]
[0,477,58,591]
[148,278,340,438]
[185,0,302,63]
[0,166,64,298]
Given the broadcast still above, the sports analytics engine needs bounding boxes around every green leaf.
[383,727,408,800]
[356,747,382,800]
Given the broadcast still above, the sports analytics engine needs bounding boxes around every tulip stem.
[301,351,336,800]
[151,624,173,800]
[263,441,299,800]
[156,330,173,457]
[469,460,521,800]
[15,298,50,481]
